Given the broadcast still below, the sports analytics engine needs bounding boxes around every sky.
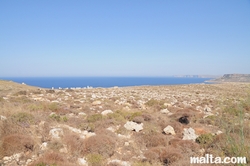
[0,0,250,77]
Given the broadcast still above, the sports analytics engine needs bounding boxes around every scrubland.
[0,80,250,166]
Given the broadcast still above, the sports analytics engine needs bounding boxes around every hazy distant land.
[212,74,250,82]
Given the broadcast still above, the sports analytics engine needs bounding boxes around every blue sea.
[1,77,212,89]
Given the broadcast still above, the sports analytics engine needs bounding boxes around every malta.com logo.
[190,154,247,164]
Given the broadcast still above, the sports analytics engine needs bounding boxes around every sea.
[1,77,212,89]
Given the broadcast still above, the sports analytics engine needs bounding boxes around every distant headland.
[212,74,250,82]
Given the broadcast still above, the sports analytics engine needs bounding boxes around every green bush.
[196,133,214,146]
[145,99,165,110]
[11,112,34,124]
[50,114,61,122]
[35,162,46,166]
[48,103,59,111]
[86,153,104,166]
[49,114,68,122]
[87,114,103,123]
[28,104,45,111]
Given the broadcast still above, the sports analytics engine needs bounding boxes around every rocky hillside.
[0,80,250,166]
[213,74,250,82]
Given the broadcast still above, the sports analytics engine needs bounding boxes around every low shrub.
[11,112,34,124]
[48,140,64,151]
[87,114,103,123]
[86,153,104,166]
[140,132,168,148]
[82,134,116,158]
[144,146,182,165]
[29,152,75,166]
[196,133,214,147]
[0,134,34,157]
[28,103,45,111]
[49,113,68,122]
[63,133,84,156]
[145,99,165,110]
[48,102,59,111]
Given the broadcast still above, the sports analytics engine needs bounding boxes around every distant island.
[173,75,220,78]
[213,74,250,82]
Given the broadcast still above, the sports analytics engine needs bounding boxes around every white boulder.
[124,121,143,132]
[182,128,198,141]
[78,158,88,166]
[160,108,170,114]
[49,128,64,139]
[163,125,176,135]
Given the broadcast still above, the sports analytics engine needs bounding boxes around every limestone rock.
[163,125,176,135]
[124,121,143,132]
[204,105,212,112]
[40,142,48,151]
[78,112,86,116]
[108,159,131,166]
[101,110,113,115]
[164,103,171,107]
[78,158,88,166]
[160,108,170,114]
[215,130,223,135]
[49,128,64,139]
[59,145,68,153]
[80,130,96,139]
[92,100,102,105]
[182,128,198,141]
[0,115,7,120]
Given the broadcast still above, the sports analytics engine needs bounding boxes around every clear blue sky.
[1,0,250,77]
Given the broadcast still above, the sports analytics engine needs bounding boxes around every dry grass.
[63,132,84,156]
[0,81,250,165]
[144,146,182,165]
[0,134,35,157]
[82,132,117,158]
[28,151,76,166]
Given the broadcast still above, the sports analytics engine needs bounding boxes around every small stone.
[163,125,176,135]
[78,112,86,116]
[164,103,171,107]
[13,153,22,161]
[0,115,7,120]
[204,105,212,112]
[215,130,223,135]
[107,126,116,132]
[49,128,64,139]
[59,146,68,153]
[160,108,170,114]
[101,110,113,115]
[40,142,48,151]
[124,142,129,146]
[26,159,32,164]
[167,112,174,116]
[92,100,102,105]
[3,156,12,161]
[78,158,88,165]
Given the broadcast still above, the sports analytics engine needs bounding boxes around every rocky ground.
[0,80,250,166]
